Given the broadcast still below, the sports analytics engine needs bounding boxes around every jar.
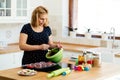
[93,55,101,67]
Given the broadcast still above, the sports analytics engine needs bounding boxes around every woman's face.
[38,14,48,26]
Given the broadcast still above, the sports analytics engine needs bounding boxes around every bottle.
[47,68,70,78]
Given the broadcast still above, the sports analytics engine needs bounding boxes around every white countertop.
[85,47,120,54]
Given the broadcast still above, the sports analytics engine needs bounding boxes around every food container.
[46,48,63,63]
[22,61,61,72]
[92,53,101,67]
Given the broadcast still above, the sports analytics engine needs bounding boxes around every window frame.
[69,0,120,40]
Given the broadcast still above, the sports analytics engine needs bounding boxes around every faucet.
[109,27,115,49]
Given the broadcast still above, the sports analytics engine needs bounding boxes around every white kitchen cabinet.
[114,57,120,64]
[13,51,23,67]
[0,51,23,70]
[0,0,30,23]
[0,53,14,70]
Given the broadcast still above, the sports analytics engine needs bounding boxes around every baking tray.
[22,62,61,72]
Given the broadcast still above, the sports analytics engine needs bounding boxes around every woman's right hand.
[40,44,50,50]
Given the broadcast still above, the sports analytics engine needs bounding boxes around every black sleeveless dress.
[20,23,51,65]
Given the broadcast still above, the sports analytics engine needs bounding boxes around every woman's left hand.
[56,41,62,49]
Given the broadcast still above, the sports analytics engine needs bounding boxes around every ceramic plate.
[17,69,37,76]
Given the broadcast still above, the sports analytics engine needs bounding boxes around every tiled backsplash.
[0,21,120,48]
[0,23,23,44]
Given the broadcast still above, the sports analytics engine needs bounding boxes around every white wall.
[0,0,104,46]
[0,23,24,43]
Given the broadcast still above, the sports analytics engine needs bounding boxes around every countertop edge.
[0,42,99,54]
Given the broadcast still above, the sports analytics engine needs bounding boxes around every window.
[77,0,120,36]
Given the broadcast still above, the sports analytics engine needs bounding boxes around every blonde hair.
[31,6,49,27]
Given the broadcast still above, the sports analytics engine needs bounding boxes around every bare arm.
[19,33,50,51]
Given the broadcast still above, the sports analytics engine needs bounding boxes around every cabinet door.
[0,51,23,70]
[114,57,120,64]
[13,51,23,67]
[0,0,11,16]
[0,0,29,23]
[0,53,14,70]
[16,0,28,17]
[12,0,29,23]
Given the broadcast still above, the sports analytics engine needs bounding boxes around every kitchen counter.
[0,58,120,80]
[0,42,98,54]
[55,42,98,52]
[0,43,21,54]
[0,42,120,58]
[115,53,120,57]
